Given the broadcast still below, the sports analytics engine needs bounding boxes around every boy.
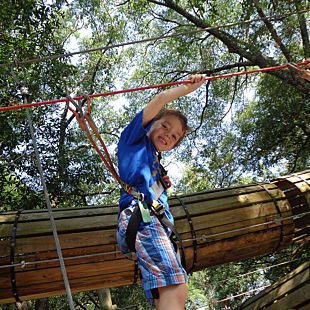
[117,74,205,309]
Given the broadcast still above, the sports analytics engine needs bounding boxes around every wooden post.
[97,288,116,310]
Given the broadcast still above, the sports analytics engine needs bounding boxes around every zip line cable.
[1,60,309,113]
[24,96,75,310]
[10,68,75,309]
[0,9,309,69]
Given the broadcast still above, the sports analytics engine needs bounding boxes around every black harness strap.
[174,195,197,273]
[126,205,142,253]
[133,260,139,284]
[10,209,23,303]
[154,210,187,271]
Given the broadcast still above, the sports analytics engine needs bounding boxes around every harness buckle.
[138,192,144,201]
[150,201,166,216]
[125,252,137,261]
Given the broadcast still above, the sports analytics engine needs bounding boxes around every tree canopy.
[0,0,309,309]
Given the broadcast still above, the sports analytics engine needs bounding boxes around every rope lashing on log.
[10,209,23,303]
[256,183,285,252]
[174,195,198,274]
[1,60,310,113]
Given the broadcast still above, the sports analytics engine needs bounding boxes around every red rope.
[1,61,308,112]
[192,284,271,310]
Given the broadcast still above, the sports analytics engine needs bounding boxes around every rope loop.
[67,92,121,184]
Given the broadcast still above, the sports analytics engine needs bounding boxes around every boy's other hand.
[163,175,172,188]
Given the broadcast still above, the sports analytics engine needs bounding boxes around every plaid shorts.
[117,201,187,307]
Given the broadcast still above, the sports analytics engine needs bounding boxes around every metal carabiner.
[287,62,303,74]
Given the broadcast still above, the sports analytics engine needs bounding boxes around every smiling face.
[148,115,185,151]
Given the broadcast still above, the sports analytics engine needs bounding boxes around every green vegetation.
[0,0,309,309]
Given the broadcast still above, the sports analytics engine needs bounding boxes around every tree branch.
[191,80,211,136]
[252,0,292,62]
[148,0,310,94]
[294,0,310,58]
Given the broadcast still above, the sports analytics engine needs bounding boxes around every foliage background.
[0,0,309,309]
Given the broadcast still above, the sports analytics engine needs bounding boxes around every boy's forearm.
[143,75,205,126]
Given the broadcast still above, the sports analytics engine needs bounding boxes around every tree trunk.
[34,298,49,310]
[16,301,32,310]
[98,288,116,310]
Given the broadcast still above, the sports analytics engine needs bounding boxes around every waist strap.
[121,177,166,202]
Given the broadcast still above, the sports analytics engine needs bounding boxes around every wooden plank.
[0,271,136,304]
[266,282,310,310]
[172,198,290,222]
[171,188,287,218]
[0,228,118,257]
[0,255,133,289]
[240,262,310,309]
[0,213,118,238]
[175,210,293,236]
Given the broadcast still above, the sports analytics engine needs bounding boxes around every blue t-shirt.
[118,110,171,219]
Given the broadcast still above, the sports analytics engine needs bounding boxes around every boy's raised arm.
[142,74,205,127]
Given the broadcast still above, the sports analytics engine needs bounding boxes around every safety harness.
[68,95,187,273]
[122,161,187,272]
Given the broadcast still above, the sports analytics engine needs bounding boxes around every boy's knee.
[176,283,188,301]
[158,283,188,302]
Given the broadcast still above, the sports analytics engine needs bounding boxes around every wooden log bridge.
[0,170,309,304]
